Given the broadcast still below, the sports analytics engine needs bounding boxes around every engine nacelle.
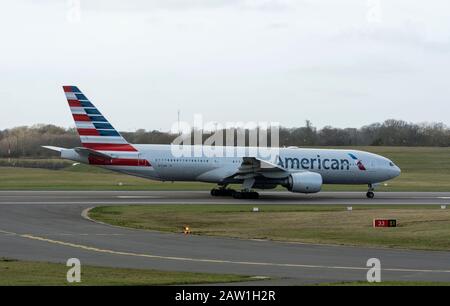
[287,172,322,193]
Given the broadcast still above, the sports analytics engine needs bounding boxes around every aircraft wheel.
[366,191,375,199]
[233,191,259,199]
[232,191,243,199]
[212,188,235,196]
[223,189,235,196]
[249,192,259,199]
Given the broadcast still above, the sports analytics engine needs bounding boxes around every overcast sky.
[1,0,450,131]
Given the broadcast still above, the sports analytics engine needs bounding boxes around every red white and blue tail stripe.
[63,85,136,152]
[63,86,150,167]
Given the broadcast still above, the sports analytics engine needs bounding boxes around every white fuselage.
[63,144,401,187]
[56,85,401,194]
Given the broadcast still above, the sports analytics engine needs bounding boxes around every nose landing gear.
[366,184,375,199]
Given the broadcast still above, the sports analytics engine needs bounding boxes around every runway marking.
[12,232,450,274]
[2,201,450,206]
[117,196,162,199]
[48,233,124,236]
[0,229,17,235]
[251,276,270,280]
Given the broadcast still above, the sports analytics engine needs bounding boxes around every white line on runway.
[0,229,17,235]
[46,233,125,236]
[4,230,449,274]
[0,201,448,205]
[117,196,162,199]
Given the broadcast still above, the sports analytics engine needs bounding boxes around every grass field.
[319,281,450,286]
[1,146,449,191]
[0,165,212,191]
[89,204,450,251]
[4,258,448,286]
[0,258,252,286]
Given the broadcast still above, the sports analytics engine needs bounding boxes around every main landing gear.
[232,191,259,199]
[210,186,259,199]
[210,187,235,197]
[366,184,375,199]
[232,178,259,199]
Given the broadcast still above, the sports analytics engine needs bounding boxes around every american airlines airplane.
[44,86,401,199]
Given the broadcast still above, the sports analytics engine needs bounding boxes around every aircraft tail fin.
[62,86,137,152]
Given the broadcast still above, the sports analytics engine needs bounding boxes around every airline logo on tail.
[63,86,150,167]
[63,85,137,152]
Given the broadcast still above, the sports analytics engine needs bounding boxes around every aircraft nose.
[394,165,401,177]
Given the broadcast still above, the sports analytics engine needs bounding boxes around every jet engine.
[287,172,322,193]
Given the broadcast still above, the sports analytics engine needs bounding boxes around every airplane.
[43,86,401,199]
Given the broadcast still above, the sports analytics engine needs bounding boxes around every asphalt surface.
[1,191,450,285]
[1,190,450,205]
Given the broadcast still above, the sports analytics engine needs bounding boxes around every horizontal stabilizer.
[42,146,66,152]
[74,147,112,159]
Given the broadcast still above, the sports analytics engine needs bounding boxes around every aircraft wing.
[232,157,289,179]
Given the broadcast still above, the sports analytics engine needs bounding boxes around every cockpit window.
[389,162,394,167]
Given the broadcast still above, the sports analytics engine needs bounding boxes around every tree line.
[0,119,448,158]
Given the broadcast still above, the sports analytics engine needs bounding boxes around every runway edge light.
[183,226,191,235]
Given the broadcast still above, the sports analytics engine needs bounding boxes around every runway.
[1,190,450,205]
[1,191,450,285]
